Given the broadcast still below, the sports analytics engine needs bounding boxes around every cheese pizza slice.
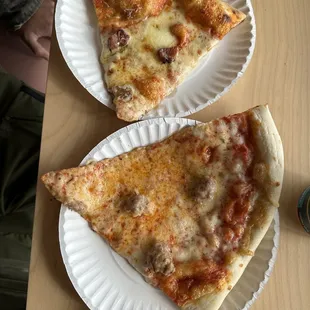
[92,0,246,121]
[42,105,284,309]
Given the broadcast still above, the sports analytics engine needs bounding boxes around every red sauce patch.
[159,260,228,306]
[222,227,235,242]
[222,197,251,227]
[223,113,249,134]
[233,144,251,164]
[233,200,251,224]
[222,200,236,223]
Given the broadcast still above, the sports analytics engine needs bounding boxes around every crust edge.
[182,105,284,310]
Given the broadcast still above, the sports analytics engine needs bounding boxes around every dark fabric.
[0,0,42,30]
[0,70,44,308]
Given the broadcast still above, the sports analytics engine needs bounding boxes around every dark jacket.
[0,69,44,309]
[0,0,42,30]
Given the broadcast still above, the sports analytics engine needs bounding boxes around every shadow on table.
[279,168,309,237]
[37,186,86,305]
[46,31,127,167]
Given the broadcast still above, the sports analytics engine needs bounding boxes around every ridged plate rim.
[58,118,279,310]
[54,0,256,119]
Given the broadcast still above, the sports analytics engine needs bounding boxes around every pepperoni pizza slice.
[92,0,246,121]
[42,105,284,309]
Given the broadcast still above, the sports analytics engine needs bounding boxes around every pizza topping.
[170,23,190,48]
[158,46,178,63]
[234,224,245,238]
[232,181,253,197]
[66,200,87,214]
[94,0,245,121]
[157,24,189,64]
[222,227,235,243]
[229,158,244,176]
[193,177,217,201]
[200,213,222,234]
[42,106,283,307]
[123,7,139,19]
[108,29,130,52]
[222,14,231,23]
[93,0,169,30]
[147,242,175,276]
[134,76,165,101]
[121,194,153,217]
[201,146,213,164]
[175,235,211,263]
[233,144,252,166]
[222,198,251,226]
[220,225,246,253]
[179,0,245,39]
[175,244,201,262]
[163,260,228,305]
[206,233,220,249]
[111,85,133,102]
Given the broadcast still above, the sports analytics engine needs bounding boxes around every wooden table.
[26,0,310,309]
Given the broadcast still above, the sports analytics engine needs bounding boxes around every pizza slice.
[42,105,284,309]
[92,0,246,121]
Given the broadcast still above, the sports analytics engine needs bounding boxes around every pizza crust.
[181,105,284,310]
[95,0,246,121]
[250,105,284,206]
[42,106,283,310]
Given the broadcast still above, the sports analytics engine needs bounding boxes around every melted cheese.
[98,0,245,121]
[93,0,168,31]
[201,213,222,234]
[144,12,178,49]
[42,111,263,307]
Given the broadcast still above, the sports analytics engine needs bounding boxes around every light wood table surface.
[27,0,310,309]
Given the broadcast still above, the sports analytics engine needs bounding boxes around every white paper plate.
[55,0,256,119]
[59,118,279,310]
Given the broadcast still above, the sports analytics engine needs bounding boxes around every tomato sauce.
[159,259,228,306]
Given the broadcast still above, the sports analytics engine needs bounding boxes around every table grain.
[26,0,310,309]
